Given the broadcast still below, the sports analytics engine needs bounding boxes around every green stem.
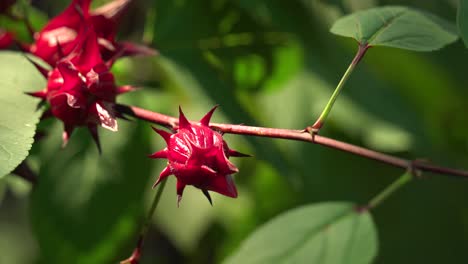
[121,179,167,264]
[367,171,412,209]
[312,44,369,130]
[141,178,167,236]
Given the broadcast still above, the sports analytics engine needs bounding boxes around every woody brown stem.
[116,104,468,179]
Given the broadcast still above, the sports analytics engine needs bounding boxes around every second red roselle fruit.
[28,26,134,152]
[27,0,155,67]
[150,106,249,206]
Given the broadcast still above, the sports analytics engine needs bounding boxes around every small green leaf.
[457,0,468,48]
[224,202,378,264]
[0,51,44,178]
[331,6,458,51]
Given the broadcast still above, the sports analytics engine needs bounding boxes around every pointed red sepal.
[151,127,172,144]
[26,89,48,99]
[209,174,238,198]
[69,28,102,72]
[88,124,102,154]
[226,160,239,174]
[200,105,218,126]
[148,149,168,159]
[62,124,75,148]
[176,180,186,207]
[118,41,158,57]
[72,0,91,20]
[152,166,172,188]
[22,55,50,78]
[202,189,213,205]
[56,38,65,58]
[215,149,239,174]
[178,106,191,130]
[116,85,137,94]
[188,141,216,157]
[200,165,217,175]
[56,62,81,89]
[228,149,251,158]
[104,47,125,68]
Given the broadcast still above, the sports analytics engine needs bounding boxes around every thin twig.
[115,104,468,179]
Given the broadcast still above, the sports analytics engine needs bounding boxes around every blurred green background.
[1,0,468,263]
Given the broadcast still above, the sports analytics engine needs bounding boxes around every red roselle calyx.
[28,25,134,152]
[27,0,156,67]
[150,106,249,206]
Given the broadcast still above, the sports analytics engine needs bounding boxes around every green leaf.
[30,113,153,263]
[0,51,44,178]
[457,0,468,48]
[224,202,378,264]
[0,4,48,42]
[330,6,458,51]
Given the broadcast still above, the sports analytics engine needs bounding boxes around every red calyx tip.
[178,106,191,130]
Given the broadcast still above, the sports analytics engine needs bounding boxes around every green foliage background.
[1,0,468,263]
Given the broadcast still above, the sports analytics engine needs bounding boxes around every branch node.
[408,159,424,179]
[305,126,318,143]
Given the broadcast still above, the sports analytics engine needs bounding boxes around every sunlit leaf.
[331,6,458,51]
[224,202,378,264]
[0,52,44,178]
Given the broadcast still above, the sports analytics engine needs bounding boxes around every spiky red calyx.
[149,106,249,206]
[27,0,156,67]
[27,25,134,152]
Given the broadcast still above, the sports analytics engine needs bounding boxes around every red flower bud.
[150,106,249,206]
[27,28,134,152]
[28,0,156,67]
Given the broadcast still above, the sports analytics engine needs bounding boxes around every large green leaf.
[0,51,44,178]
[30,95,154,263]
[224,202,378,264]
[330,6,458,51]
[457,0,468,48]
